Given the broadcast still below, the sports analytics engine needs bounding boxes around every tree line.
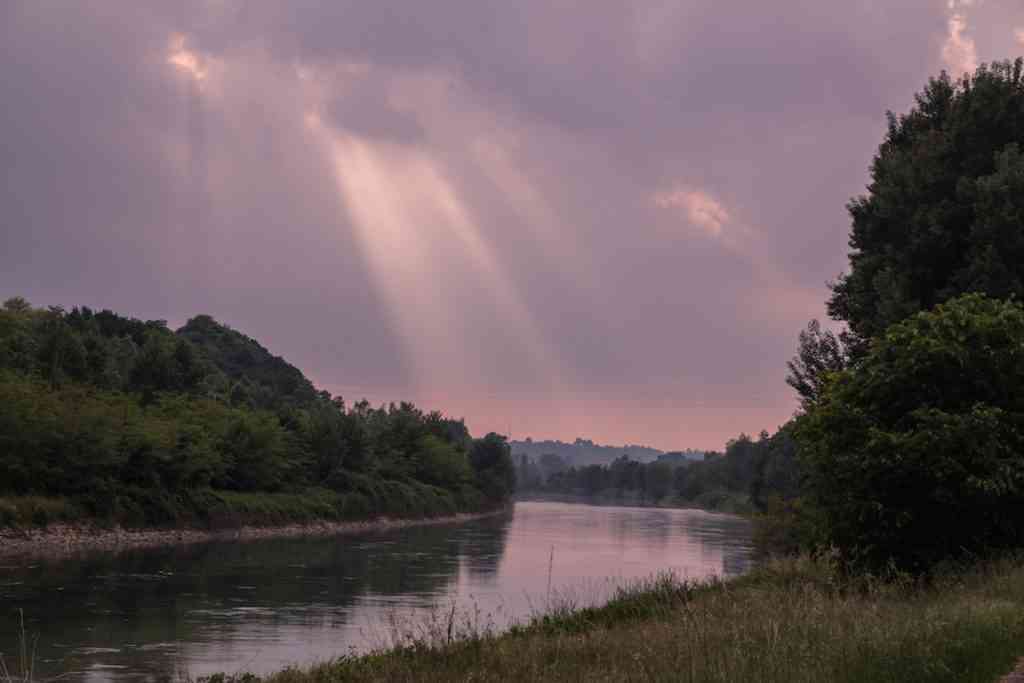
[516,430,797,514]
[509,437,665,467]
[0,300,515,527]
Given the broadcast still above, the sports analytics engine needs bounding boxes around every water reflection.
[0,502,752,680]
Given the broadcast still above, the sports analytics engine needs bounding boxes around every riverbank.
[0,506,510,559]
[205,555,1024,683]
[514,490,753,515]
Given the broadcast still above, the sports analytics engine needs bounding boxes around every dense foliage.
[796,295,1024,572]
[829,59,1024,350]
[767,60,1024,573]
[517,430,797,514]
[0,298,515,526]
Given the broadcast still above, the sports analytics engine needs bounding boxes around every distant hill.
[510,438,666,467]
[656,451,706,465]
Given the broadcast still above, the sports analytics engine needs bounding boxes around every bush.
[0,496,81,527]
[796,294,1024,572]
[753,497,820,557]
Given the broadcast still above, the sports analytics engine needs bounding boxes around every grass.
[0,611,36,683]
[199,555,1024,683]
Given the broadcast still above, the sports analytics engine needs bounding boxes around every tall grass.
[200,554,1024,682]
[0,611,36,683]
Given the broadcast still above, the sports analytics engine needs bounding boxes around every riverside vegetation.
[194,59,1024,681]
[513,429,796,516]
[0,303,516,533]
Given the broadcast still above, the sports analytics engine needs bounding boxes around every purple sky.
[3,1,1023,450]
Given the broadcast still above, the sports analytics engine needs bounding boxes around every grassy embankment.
[203,555,1024,683]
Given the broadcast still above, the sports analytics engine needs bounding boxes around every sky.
[3,1,1024,450]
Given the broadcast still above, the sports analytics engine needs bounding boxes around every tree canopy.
[829,59,1024,349]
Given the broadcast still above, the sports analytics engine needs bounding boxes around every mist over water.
[0,502,753,680]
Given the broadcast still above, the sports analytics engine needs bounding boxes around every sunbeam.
[313,122,567,402]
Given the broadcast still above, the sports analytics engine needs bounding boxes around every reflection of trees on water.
[458,511,513,582]
[0,513,513,681]
[720,546,751,577]
[608,508,667,548]
[671,511,755,577]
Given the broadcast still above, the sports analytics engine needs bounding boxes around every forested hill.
[177,314,320,410]
[509,438,667,467]
[0,297,515,528]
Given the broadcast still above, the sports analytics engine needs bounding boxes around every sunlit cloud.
[1015,28,1024,46]
[167,33,208,82]
[653,186,731,238]
[943,1,979,75]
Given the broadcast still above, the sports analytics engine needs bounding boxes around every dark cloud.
[3,0,1022,448]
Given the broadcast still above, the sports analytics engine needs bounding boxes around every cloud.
[654,186,731,239]
[1016,27,1024,46]
[167,33,208,82]
[943,1,979,75]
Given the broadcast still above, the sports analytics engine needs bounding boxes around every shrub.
[796,294,1024,572]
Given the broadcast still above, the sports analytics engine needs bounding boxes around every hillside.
[0,297,515,529]
[177,315,320,410]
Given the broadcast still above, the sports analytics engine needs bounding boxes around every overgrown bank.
[0,503,510,558]
[200,555,1024,683]
[0,301,516,534]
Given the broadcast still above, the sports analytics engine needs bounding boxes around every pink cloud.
[942,2,978,75]
[653,186,731,238]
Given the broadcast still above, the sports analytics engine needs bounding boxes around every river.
[0,501,754,681]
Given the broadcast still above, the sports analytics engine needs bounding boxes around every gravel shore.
[0,508,508,559]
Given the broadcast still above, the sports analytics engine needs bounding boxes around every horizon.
[4,1,1024,451]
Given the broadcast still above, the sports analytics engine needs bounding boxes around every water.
[0,501,754,681]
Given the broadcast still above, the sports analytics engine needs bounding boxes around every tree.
[795,294,1024,572]
[3,297,31,314]
[644,462,673,502]
[537,452,568,482]
[413,434,471,489]
[828,59,1024,349]
[750,426,800,511]
[469,433,516,502]
[786,320,848,409]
